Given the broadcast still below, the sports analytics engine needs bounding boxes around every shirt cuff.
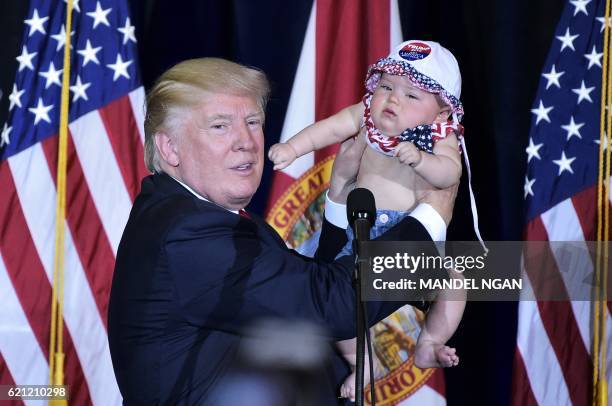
[409,203,447,242]
[324,192,348,229]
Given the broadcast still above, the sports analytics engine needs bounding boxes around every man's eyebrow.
[246,112,264,119]
[207,114,233,122]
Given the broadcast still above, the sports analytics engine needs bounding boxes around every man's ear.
[154,132,180,167]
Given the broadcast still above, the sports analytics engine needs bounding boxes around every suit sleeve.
[315,213,435,260]
[164,212,402,340]
[315,213,438,311]
[314,218,349,262]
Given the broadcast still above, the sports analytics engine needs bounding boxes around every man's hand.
[414,181,459,226]
[328,135,366,204]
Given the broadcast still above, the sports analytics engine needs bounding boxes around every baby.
[269,40,466,400]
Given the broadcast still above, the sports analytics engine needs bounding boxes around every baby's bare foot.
[415,343,459,368]
[434,345,459,367]
[340,373,356,402]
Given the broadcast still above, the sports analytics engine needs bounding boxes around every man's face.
[370,73,444,136]
[174,93,265,210]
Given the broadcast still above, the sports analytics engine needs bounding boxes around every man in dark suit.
[108,57,459,405]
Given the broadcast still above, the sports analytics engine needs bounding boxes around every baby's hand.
[395,142,422,167]
[268,143,298,170]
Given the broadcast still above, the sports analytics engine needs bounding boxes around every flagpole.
[50,0,73,404]
[599,17,610,402]
[595,0,611,404]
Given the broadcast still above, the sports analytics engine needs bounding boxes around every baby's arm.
[395,133,462,188]
[268,103,363,170]
[414,271,466,368]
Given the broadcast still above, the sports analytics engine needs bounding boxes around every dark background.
[0,0,566,404]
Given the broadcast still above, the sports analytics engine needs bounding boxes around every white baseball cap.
[365,40,464,120]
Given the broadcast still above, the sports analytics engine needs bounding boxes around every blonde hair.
[143,58,271,173]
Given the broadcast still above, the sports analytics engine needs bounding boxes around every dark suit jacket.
[108,173,435,405]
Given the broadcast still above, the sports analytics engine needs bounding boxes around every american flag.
[512,0,612,404]
[0,0,147,404]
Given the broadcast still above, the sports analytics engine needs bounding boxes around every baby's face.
[370,73,444,137]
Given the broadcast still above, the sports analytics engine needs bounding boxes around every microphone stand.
[352,216,374,406]
[347,188,376,406]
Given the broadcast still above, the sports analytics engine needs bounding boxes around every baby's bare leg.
[414,285,465,368]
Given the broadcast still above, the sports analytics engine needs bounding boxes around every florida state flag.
[265,1,446,404]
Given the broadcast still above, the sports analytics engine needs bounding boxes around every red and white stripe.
[513,182,612,405]
[0,87,148,405]
[0,253,48,406]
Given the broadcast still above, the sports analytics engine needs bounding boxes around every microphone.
[347,188,376,242]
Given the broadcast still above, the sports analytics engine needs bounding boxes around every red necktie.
[239,209,251,220]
